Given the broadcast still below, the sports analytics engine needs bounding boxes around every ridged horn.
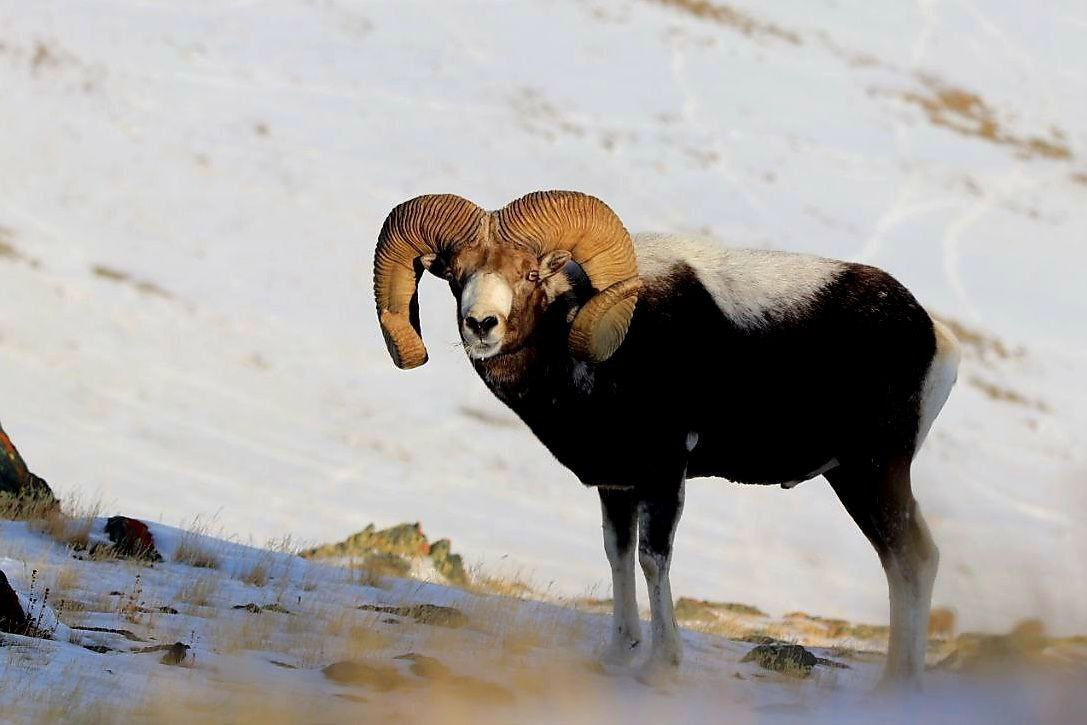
[497,191,640,362]
[373,194,486,369]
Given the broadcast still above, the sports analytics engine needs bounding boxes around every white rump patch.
[633,233,844,327]
[915,318,961,451]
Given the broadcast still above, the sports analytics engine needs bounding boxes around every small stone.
[394,652,450,680]
[0,421,57,516]
[160,642,191,666]
[104,517,163,562]
[741,643,819,677]
[0,569,28,634]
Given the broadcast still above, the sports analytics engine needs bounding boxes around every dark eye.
[526,270,540,283]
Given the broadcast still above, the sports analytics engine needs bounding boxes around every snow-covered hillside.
[0,0,1084,643]
[2,516,1085,723]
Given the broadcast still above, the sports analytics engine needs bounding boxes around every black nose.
[465,315,499,336]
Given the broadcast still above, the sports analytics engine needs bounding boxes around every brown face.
[421,244,572,360]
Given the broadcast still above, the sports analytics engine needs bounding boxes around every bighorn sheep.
[372,190,960,686]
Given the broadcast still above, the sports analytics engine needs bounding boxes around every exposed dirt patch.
[889,76,1072,161]
[646,0,801,45]
[91,265,174,300]
[0,228,41,269]
[932,315,1024,363]
[968,376,1049,412]
[458,405,520,429]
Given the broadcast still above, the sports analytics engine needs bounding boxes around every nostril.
[479,315,499,334]
[464,316,480,334]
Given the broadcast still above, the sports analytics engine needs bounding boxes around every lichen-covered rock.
[741,642,847,677]
[105,516,163,561]
[0,421,57,517]
[302,522,430,559]
[428,538,467,585]
[159,642,191,666]
[0,569,28,635]
[302,521,470,586]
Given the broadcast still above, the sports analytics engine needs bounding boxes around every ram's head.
[373,190,642,369]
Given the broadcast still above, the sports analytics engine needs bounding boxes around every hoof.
[635,656,680,687]
[872,671,923,694]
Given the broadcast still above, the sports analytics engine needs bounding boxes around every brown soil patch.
[895,76,1071,161]
[646,0,801,45]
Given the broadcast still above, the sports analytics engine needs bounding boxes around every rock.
[302,522,430,559]
[104,516,163,562]
[742,642,837,677]
[232,602,291,614]
[394,652,451,679]
[358,603,468,629]
[428,538,467,585]
[358,551,412,578]
[322,660,408,691]
[302,522,470,586]
[160,642,191,666]
[0,569,28,635]
[0,421,57,516]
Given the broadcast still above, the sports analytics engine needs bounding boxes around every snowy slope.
[2,518,1082,723]
[0,0,1084,638]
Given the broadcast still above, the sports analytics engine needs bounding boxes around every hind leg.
[636,479,685,681]
[826,456,938,687]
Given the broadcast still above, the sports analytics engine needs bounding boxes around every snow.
[0,0,1084,687]
[2,517,1085,723]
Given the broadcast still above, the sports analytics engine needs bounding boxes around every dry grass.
[176,574,219,609]
[31,494,101,550]
[174,515,223,570]
[173,538,221,569]
[238,559,270,588]
[0,490,56,521]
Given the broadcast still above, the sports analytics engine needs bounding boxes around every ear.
[538,250,572,279]
[419,253,449,279]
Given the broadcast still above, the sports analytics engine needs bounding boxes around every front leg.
[598,487,641,666]
[637,480,685,680]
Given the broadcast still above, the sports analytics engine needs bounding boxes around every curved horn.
[374,194,486,369]
[497,191,639,362]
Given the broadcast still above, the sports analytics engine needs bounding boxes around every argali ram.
[372,190,960,687]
